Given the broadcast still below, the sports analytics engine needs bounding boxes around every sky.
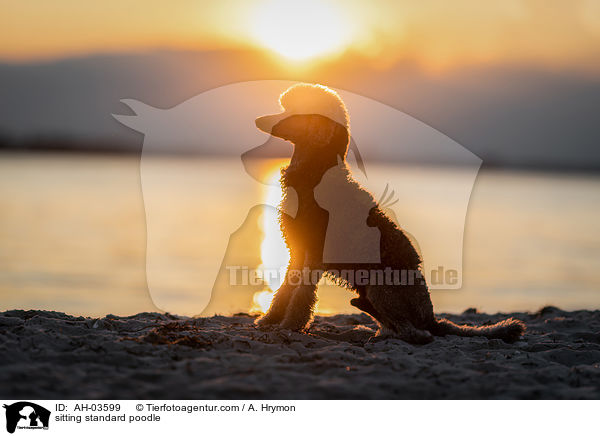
[2,0,599,171]
[2,0,600,73]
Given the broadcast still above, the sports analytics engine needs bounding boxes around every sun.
[252,0,351,61]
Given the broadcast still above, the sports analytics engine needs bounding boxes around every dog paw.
[279,318,309,332]
[368,327,434,345]
[411,330,434,345]
[366,335,386,344]
[367,327,396,343]
[255,315,280,329]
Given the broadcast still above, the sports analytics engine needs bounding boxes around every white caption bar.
[0,400,596,436]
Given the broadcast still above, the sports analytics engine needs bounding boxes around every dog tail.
[431,317,525,343]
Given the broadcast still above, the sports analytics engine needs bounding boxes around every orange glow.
[1,1,600,73]
[251,161,289,314]
[251,289,275,314]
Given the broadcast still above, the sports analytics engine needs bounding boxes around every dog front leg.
[255,283,296,327]
[255,255,303,327]
[279,284,318,331]
[280,252,321,331]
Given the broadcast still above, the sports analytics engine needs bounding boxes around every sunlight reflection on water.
[1,153,599,316]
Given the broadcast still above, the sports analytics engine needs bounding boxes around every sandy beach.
[1,307,599,399]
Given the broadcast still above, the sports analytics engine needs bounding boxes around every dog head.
[255,83,350,159]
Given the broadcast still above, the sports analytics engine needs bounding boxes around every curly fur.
[255,83,526,345]
[279,83,350,130]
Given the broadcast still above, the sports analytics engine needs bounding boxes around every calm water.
[1,153,599,316]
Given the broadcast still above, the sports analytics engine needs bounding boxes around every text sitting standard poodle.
[254,83,524,344]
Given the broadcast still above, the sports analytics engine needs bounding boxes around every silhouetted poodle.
[254,83,525,344]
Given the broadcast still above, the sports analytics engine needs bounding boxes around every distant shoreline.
[2,145,600,175]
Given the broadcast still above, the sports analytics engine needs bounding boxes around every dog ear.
[349,136,367,177]
[337,155,344,167]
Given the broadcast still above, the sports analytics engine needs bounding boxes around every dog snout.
[255,113,284,134]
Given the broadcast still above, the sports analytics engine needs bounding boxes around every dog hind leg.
[366,285,433,344]
[350,296,382,320]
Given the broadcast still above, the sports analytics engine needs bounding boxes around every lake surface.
[1,153,599,317]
